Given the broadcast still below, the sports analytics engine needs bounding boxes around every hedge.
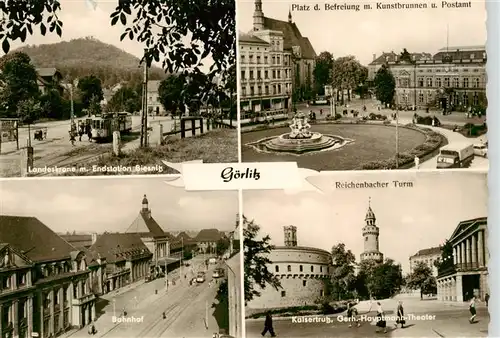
[357,125,445,170]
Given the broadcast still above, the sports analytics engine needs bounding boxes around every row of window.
[397,77,483,89]
[280,289,325,297]
[275,264,329,273]
[399,92,482,106]
[0,272,27,291]
[241,53,291,66]
[241,69,292,81]
[417,67,482,73]
[242,83,291,97]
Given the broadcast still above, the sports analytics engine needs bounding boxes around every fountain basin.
[247,132,353,155]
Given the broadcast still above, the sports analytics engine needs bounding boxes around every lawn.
[242,124,427,171]
[70,129,238,175]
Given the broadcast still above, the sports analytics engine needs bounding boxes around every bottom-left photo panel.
[0,177,242,338]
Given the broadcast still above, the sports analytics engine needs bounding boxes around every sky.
[0,177,238,234]
[243,170,488,273]
[237,0,487,65]
[8,1,211,72]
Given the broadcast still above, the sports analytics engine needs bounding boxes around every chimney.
[373,54,376,61]
[283,225,297,247]
[91,233,98,245]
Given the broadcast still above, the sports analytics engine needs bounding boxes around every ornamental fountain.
[247,112,352,155]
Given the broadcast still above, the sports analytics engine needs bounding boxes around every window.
[444,77,450,87]
[250,87,254,96]
[463,78,469,88]
[277,56,281,64]
[54,289,59,306]
[473,78,480,88]
[257,56,261,64]
[272,56,275,64]
[249,55,254,63]
[302,280,307,287]
[436,78,442,87]
[365,237,368,241]
[310,266,314,272]
[320,290,324,296]
[2,304,11,326]
[320,266,323,273]
[426,78,432,87]
[453,78,459,87]
[241,71,245,80]
[287,265,291,272]
[241,87,246,96]
[241,55,245,63]
[264,56,268,64]
[278,85,282,94]
[265,86,269,95]
[275,266,279,273]
[473,93,479,105]
[73,283,78,299]
[418,78,424,87]
[264,70,268,79]
[419,93,424,103]
[257,71,261,80]
[249,71,254,80]
[19,299,26,320]
[281,291,286,297]
[272,70,276,79]
[299,265,303,272]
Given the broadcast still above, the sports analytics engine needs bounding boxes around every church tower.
[141,194,151,219]
[360,198,383,263]
[284,225,297,247]
[288,8,292,23]
[253,0,264,31]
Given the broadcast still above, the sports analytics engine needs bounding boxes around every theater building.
[436,217,488,302]
[0,215,97,338]
[247,226,332,309]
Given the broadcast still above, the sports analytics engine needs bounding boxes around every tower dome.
[365,206,376,221]
[142,194,148,205]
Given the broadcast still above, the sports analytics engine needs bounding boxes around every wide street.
[65,255,225,338]
[246,295,489,337]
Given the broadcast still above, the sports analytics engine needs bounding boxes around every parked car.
[473,143,488,157]
[196,272,206,283]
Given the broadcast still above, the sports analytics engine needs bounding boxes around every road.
[66,255,224,338]
[245,296,489,337]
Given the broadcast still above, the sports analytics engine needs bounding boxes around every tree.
[158,74,185,116]
[243,216,281,304]
[107,87,141,114]
[77,75,104,109]
[407,261,436,298]
[40,89,65,120]
[0,52,40,117]
[330,243,356,300]
[434,241,452,275]
[88,95,102,116]
[331,56,367,103]
[374,64,396,106]
[313,51,334,96]
[216,238,230,256]
[17,98,43,125]
[357,259,403,300]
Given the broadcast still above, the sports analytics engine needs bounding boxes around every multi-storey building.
[0,215,97,338]
[436,217,488,302]
[194,229,224,254]
[409,247,441,276]
[248,0,316,104]
[125,194,170,275]
[89,233,152,292]
[239,31,293,122]
[370,46,487,111]
[146,80,165,116]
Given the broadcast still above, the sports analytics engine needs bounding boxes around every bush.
[462,123,487,136]
[368,113,387,121]
[321,303,336,314]
[415,115,441,126]
[326,113,342,121]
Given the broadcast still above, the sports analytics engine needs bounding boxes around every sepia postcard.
[238,0,488,172]
[0,0,237,178]
[242,170,489,337]
[0,176,241,338]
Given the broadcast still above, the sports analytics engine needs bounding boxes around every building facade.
[36,68,64,95]
[252,0,316,102]
[194,229,223,254]
[239,31,293,122]
[370,46,486,111]
[0,216,97,338]
[436,217,488,302]
[146,80,165,116]
[89,233,152,293]
[360,200,384,263]
[409,247,441,276]
[125,195,170,275]
[225,253,242,338]
[247,226,332,309]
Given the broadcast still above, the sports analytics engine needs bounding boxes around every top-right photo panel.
[238,0,487,171]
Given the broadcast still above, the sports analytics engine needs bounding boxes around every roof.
[411,246,442,258]
[36,67,61,78]
[274,245,330,256]
[449,217,487,243]
[434,46,486,62]
[194,229,222,242]
[365,206,376,221]
[369,52,432,65]
[262,17,316,59]
[147,80,161,93]
[441,142,473,150]
[0,215,76,262]
[125,212,166,238]
[176,231,192,241]
[59,234,93,249]
[239,32,269,45]
[89,233,151,264]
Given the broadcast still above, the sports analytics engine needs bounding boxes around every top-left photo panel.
[0,0,237,178]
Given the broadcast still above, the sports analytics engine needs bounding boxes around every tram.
[89,112,132,142]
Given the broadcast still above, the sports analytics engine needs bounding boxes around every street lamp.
[395,110,399,169]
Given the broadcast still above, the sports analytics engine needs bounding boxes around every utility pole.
[395,111,399,169]
[140,50,149,147]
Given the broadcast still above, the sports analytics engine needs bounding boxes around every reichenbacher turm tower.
[360,199,384,263]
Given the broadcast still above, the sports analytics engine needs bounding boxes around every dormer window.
[470,53,475,59]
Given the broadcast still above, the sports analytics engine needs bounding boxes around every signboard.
[0,119,18,142]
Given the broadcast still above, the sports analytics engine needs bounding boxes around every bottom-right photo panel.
[242,170,489,338]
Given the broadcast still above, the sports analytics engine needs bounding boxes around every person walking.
[485,293,490,307]
[395,301,405,328]
[414,156,420,169]
[469,296,477,323]
[375,302,387,333]
[262,312,276,337]
[346,302,360,328]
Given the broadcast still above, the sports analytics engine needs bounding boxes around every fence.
[162,117,235,139]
